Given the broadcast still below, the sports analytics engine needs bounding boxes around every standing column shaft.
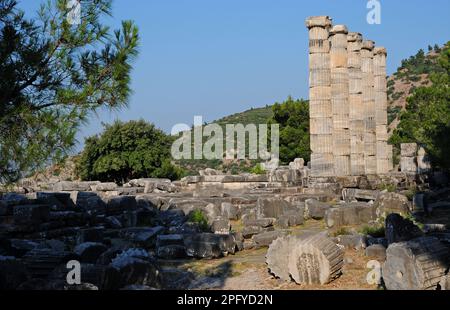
[348,32,365,175]
[330,25,350,176]
[361,40,377,174]
[374,47,389,174]
[306,16,334,177]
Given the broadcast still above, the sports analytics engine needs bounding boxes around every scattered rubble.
[1,166,449,290]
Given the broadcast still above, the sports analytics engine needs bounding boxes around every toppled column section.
[306,16,334,177]
[374,47,390,174]
[330,25,350,176]
[347,32,365,175]
[361,40,377,174]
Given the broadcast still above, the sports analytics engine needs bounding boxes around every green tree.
[390,42,450,169]
[77,120,184,183]
[0,0,139,183]
[271,96,310,164]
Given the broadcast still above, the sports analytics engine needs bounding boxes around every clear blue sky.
[18,0,450,151]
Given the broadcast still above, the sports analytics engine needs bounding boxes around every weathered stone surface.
[439,274,450,290]
[242,226,265,239]
[305,199,331,220]
[53,181,101,192]
[23,248,77,278]
[423,224,447,233]
[31,192,74,210]
[91,183,118,192]
[156,245,187,259]
[325,202,375,228]
[220,202,240,220]
[76,227,105,244]
[288,233,344,285]
[232,232,244,251]
[252,230,288,248]
[365,244,386,261]
[167,199,209,215]
[13,204,50,225]
[277,210,304,228]
[110,248,160,288]
[243,239,256,250]
[375,192,410,218]
[342,188,380,202]
[256,197,292,219]
[120,226,165,248]
[75,242,108,263]
[336,234,366,250]
[193,188,227,198]
[106,196,137,214]
[400,143,417,157]
[70,191,101,210]
[266,235,297,281]
[156,234,184,247]
[385,214,424,245]
[211,218,230,235]
[127,178,171,188]
[383,237,449,290]
[276,216,290,229]
[289,158,305,170]
[183,233,236,259]
[243,218,275,228]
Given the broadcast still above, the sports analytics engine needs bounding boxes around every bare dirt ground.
[170,220,378,290]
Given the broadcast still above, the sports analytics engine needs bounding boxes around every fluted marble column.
[361,40,377,174]
[306,16,334,177]
[373,47,389,174]
[348,32,365,175]
[330,25,350,176]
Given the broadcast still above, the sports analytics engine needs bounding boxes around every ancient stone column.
[401,143,418,174]
[387,144,394,171]
[330,25,350,176]
[361,40,377,174]
[347,32,365,175]
[306,16,334,177]
[374,47,389,174]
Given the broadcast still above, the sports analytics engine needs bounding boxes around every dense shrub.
[76,120,184,183]
[271,96,310,165]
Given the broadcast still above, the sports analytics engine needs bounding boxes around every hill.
[214,106,273,127]
[387,45,445,133]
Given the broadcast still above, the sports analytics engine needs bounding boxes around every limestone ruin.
[0,16,448,292]
[306,16,392,177]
